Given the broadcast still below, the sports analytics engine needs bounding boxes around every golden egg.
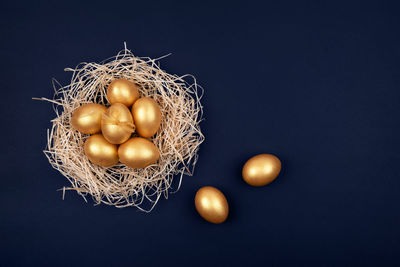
[71,103,106,134]
[84,134,119,167]
[101,103,135,144]
[242,154,281,186]
[195,186,229,224]
[107,78,140,107]
[131,97,161,138]
[118,137,160,169]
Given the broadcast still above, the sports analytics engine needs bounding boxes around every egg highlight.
[84,134,119,167]
[195,186,229,224]
[71,103,106,134]
[107,78,140,107]
[101,103,135,144]
[242,154,281,186]
[131,97,161,138]
[118,137,160,169]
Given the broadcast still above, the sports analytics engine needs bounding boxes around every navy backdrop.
[1,1,400,266]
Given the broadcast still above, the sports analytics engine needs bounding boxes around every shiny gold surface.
[107,79,140,107]
[131,97,161,138]
[242,154,281,186]
[118,137,160,169]
[101,103,134,144]
[84,134,119,167]
[71,103,106,134]
[195,186,229,224]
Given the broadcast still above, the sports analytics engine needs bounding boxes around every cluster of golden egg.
[71,79,162,169]
[71,79,282,224]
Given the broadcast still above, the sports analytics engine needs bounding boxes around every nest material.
[40,45,204,211]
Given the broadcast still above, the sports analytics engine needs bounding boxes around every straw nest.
[40,45,204,211]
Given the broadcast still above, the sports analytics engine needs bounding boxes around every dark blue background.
[1,1,399,266]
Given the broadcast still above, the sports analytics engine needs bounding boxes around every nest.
[39,45,204,211]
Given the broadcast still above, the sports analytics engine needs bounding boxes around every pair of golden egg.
[71,79,162,169]
[195,154,281,224]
